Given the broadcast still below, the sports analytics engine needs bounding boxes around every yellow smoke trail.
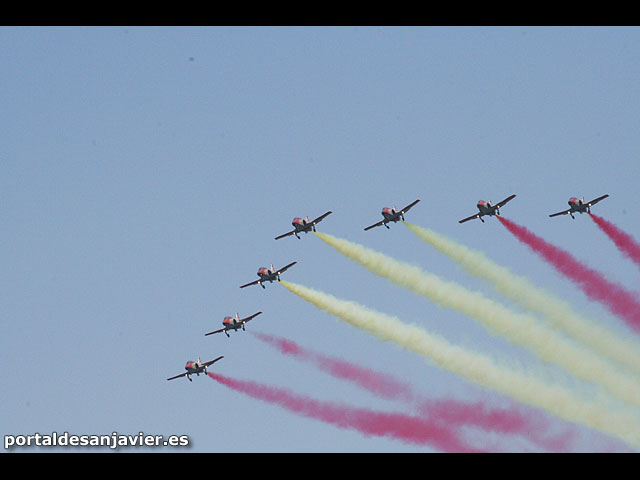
[403,222,640,377]
[313,231,640,410]
[281,280,640,448]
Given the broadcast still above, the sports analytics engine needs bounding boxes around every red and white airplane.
[275,211,332,240]
[458,194,516,224]
[205,311,263,337]
[166,355,224,382]
[549,194,609,219]
[364,200,420,231]
[239,262,297,289]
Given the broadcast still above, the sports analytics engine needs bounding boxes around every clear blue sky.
[2,26,640,452]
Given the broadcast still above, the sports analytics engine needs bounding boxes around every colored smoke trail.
[313,232,640,409]
[252,331,576,451]
[280,280,640,449]
[206,372,480,452]
[404,221,640,376]
[252,331,415,403]
[589,213,640,270]
[497,216,640,334]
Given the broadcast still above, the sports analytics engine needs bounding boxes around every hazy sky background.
[2,26,640,452]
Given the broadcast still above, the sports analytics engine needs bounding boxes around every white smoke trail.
[403,222,640,377]
[281,280,640,449]
[314,232,640,410]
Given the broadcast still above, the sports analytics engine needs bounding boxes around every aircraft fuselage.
[476,201,500,216]
[380,208,404,227]
[222,317,241,328]
[184,361,207,381]
[221,317,244,336]
[567,198,590,215]
[255,267,279,288]
[474,201,501,222]
[291,217,315,237]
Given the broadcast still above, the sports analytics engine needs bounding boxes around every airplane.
[275,211,332,240]
[458,194,516,224]
[364,200,420,231]
[240,262,297,289]
[166,355,224,382]
[205,311,263,337]
[549,194,609,219]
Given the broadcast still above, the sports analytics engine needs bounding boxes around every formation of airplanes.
[167,193,609,382]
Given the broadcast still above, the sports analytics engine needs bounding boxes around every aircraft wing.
[496,194,516,208]
[311,211,333,225]
[586,194,609,206]
[274,230,296,240]
[203,355,224,368]
[364,220,386,231]
[458,213,480,224]
[240,279,261,289]
[167,372,189,381]
[549,209,571,218]
[399,199,420,214]
[204,327,226,336]
[276,262,297,275]
[240,311,263,324]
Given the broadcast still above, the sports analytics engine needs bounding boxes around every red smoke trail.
[252,332,575,452]
[589,213,640,270]
[207,372,481,452]
[252,331,417,404]
[497,216,640,333]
